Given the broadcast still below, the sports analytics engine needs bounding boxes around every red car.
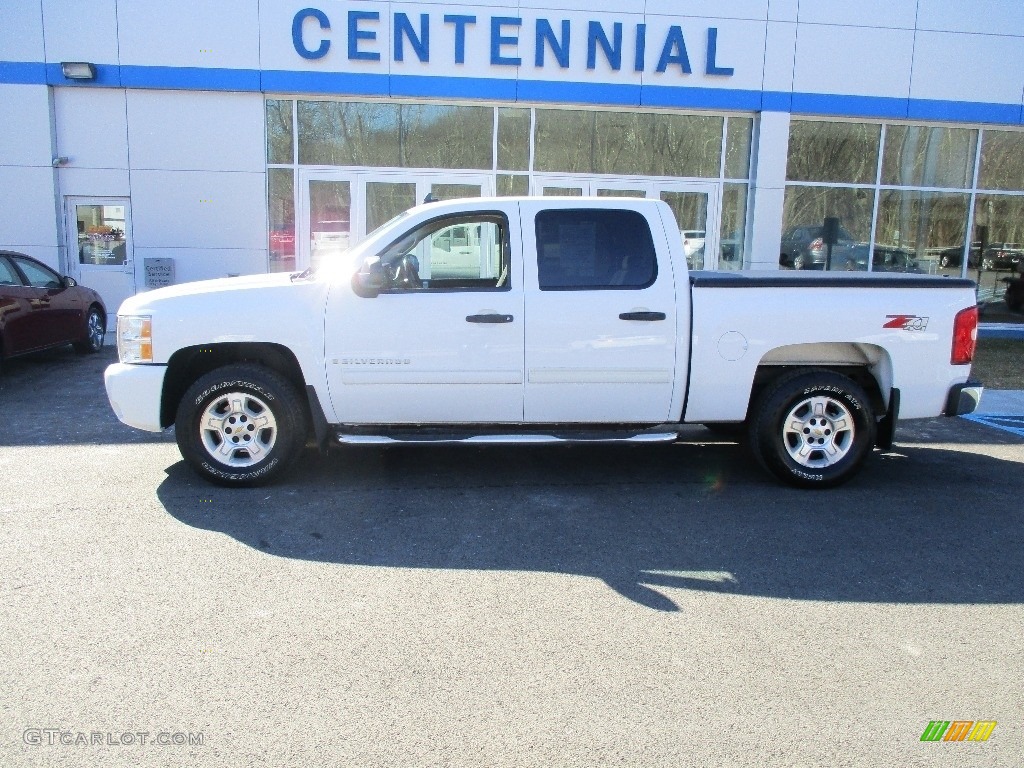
[0,250,107,373]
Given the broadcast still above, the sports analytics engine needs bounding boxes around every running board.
[334,431,679,446]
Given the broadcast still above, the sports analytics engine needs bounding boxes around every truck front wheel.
[174,364,307,486]
[748,370,876,488]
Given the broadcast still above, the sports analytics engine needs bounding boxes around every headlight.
[117,315,153,363]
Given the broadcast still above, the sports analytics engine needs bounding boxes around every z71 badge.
[884,314,929,331]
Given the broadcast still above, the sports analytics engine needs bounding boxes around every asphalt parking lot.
[2,346,1022,767]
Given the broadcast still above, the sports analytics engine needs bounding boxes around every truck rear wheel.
[748,369,876,488]
[175,364,307,486]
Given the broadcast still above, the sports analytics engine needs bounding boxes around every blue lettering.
[587,21,622,71]
[535,19,570,69]
[444,14,476,65]
[292,8,330,60]
[491,17,522,66]
[348,10,380,61]
[705,27,733,76]
[394,13,429,63]
[656,26,691,74]
[634,24,646,72]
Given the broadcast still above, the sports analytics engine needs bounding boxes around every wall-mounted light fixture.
[60,62,96,80]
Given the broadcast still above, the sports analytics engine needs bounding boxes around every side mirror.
[63,276,77,288]
[352,259,385,298]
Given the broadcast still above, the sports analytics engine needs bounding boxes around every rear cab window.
[534,209,657,290]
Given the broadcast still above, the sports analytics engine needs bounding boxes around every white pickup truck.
[105,197,982,488]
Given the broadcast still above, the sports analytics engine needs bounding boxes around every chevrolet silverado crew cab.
[105,197,983,488]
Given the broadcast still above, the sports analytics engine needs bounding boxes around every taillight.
[809,237,824,253]
[951,306,978,365]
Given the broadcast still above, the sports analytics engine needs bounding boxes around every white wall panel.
[0,85,53,167]
[767,0,798,23]
[130,170,267,250]
[645,0,769,21]
[42,0,119,64]
[131,248,267,287]
[127,91,265,172]
[0,166,59,249]
[793,25,913,98]
[1,1,45,61]
[797,0,917,30]
[117,0,260,69]
[911,31,1024,106]
[917,0,1024,37]
[762,22,796,95]
[56,168,130,198]
[54,87,128,169]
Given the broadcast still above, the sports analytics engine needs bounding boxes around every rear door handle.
[466,314,514,323]
[619,311,666,321]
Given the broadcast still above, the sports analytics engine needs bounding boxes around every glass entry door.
[298,170,492,271]
[65,197,135,316]
[533,177,721,269]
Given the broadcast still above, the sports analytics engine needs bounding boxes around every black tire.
[748,369,876,489]
[792,253,806,270]
[939,254,951,269]
[175,364,308,486]
[73,305,105,353]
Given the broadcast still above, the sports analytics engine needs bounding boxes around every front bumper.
[944,381,984,416]
[104,363,168,432]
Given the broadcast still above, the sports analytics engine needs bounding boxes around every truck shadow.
[156,439,1024,611]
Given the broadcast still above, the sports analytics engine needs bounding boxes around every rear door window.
[535,209,657,290]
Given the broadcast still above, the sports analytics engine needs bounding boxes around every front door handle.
[619,311,666,321]
[466,313,514,323]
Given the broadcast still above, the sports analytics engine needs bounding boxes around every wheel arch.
[160,342,308,429]
[750,342,893,419]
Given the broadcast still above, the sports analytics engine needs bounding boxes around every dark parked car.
[0,251,106,373]
[937,242,981,269]
[779,224,860,269]
[980,242,1023,271]
[869,246,924,273]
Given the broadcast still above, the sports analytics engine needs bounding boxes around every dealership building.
[2,0,1024,317]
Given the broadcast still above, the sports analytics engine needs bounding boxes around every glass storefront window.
[874,191,969,273]
[297,101,492,170]
[308,180,351,271]
[430,183,483,201]
[720,183,747,270]
[399,104,493,170]
[366,181,416,233]
[497,107,530,172]
[299,101,400,166]
[978,130,1024,191]
[268,168,295,273]
[497,174,529,196]
[781,186,875,270]
[881,125,976,189]
[724,118,753,180]
[660,190,709,270]
[267,99,294,165]
[787,120,880,184]
[534,109,723,178]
